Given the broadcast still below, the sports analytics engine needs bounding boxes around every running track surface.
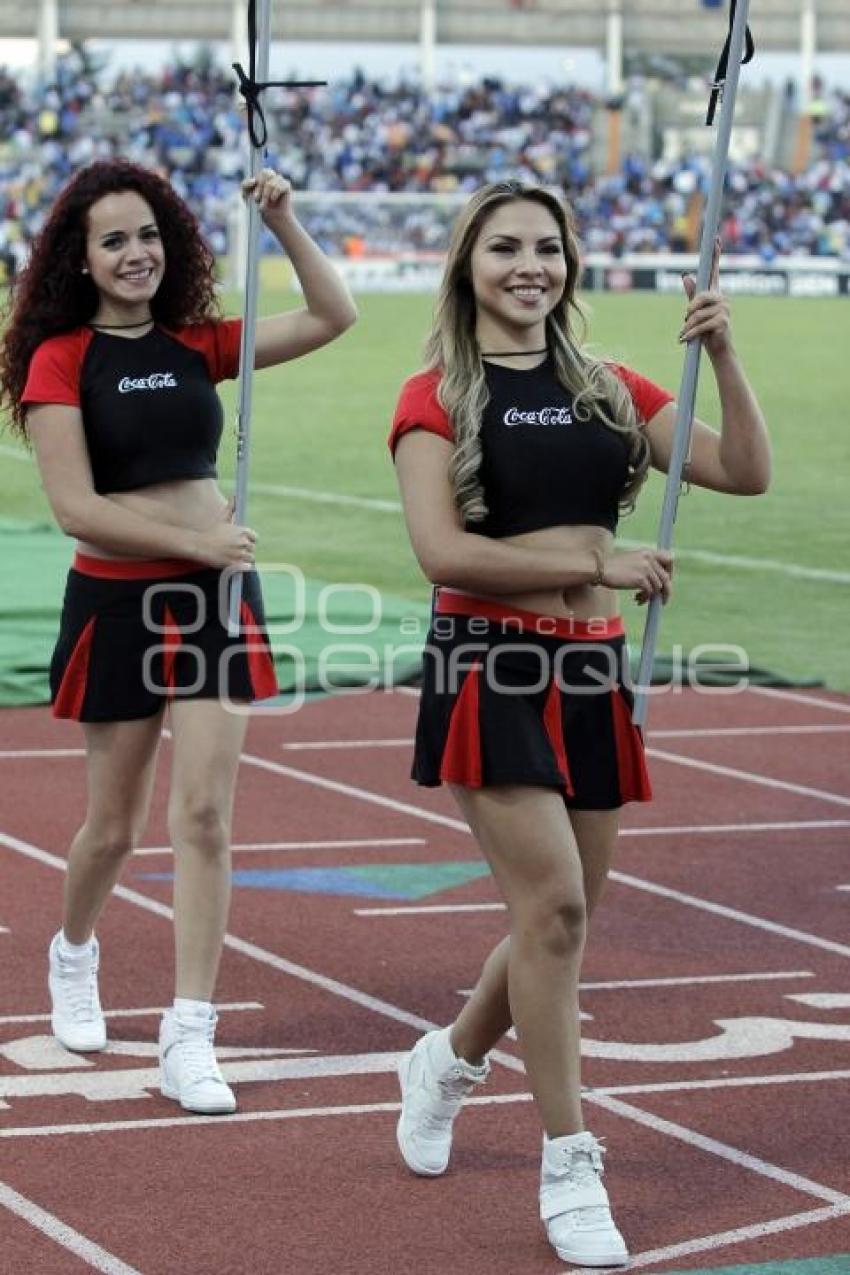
[1,684,850,1275]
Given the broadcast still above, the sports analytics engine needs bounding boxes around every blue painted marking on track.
[139,867,412,899]
[138,859,491,900]
[231,868,410,898]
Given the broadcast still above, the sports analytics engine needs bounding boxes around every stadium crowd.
[1,49,849,273]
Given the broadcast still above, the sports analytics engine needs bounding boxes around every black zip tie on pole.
[706,0,754,125]
[233,0,325,149]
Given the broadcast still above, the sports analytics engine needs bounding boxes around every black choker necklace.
[90,318,154,330]
[480,347,548,357]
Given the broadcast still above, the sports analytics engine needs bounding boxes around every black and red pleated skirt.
[49,552,279,722]
[412,589,652,810]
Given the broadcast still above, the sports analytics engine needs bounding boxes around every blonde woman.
[388,180,769,1266]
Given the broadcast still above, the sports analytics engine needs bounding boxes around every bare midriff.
[449,523,620,622]
[76,477,227,560]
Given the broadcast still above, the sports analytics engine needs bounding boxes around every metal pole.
[232,0,250,79]
[228,0,272,636]
[800,0,817,111]
[37,0,59,83]
[420,0,437,94]
[226,196,248,292]
[606,0,624,98]
[631,0,751,728]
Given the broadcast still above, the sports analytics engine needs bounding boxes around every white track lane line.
[5,1070,850,1141]
[355,902,504,916]
[0,749,85,759]
[747,685,850,714]
[381,885,850,957]
[237,751,470,831]
[581,971,813,990]
[0,1180,142,1274]
[3,743,847,842]
[245,742,850,822]
[1,760,847,843]
[646,746,850,809]
[5,740,847,849]
[570,1202,850,1274]
[617,819,850,836]
[584,1093,849,1206]
[0,1092,531,1140]
[610,871,850,960]
[134,837,427,857]
[3,831,848,1221]
[17,734,842,836]
[593,1068,850,1098]
[788,994,850,1010]
[649,724,850,738]
[354,896,850,953]
[0,1002,263,1027]
[279,725,850,748]
[458,969,814,994]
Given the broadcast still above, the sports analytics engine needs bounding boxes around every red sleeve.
[172,319,243,382]
[21,331,91,407]
[608,362,674,425]
[388,368,454,456]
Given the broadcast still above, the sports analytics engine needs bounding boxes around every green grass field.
[4,287,848,690]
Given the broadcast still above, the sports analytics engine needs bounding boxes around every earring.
[81,266,89,274]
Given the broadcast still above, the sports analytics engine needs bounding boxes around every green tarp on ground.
[0,519,820,710]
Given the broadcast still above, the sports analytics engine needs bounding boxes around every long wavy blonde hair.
[423,181,650,523]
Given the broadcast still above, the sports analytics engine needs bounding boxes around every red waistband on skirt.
[434,589,625,640]
[72,551,202,580]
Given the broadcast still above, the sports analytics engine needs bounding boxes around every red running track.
[1,684,849,1274]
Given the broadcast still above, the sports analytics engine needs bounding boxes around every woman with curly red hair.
[0,158,356,1113]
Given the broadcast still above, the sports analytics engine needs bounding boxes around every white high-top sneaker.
[539,1130,629,1267]
[396,1027,490,1176]
[159,1006,236,1115]
[48,932,107,1052]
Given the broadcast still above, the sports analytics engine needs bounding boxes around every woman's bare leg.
[62,713,164,942]
[450,804,622,1069]
[450,785,587,1137]
[166,698,249,1001]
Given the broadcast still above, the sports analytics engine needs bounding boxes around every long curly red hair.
[0,158,221,439]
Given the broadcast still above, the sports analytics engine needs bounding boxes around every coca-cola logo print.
[118,372,178,394]
[504,405,573,428]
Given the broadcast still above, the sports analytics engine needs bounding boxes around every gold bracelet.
[590,549,607,588]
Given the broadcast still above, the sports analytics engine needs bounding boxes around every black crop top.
[22,320,242,495]
[389,357,674,535]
